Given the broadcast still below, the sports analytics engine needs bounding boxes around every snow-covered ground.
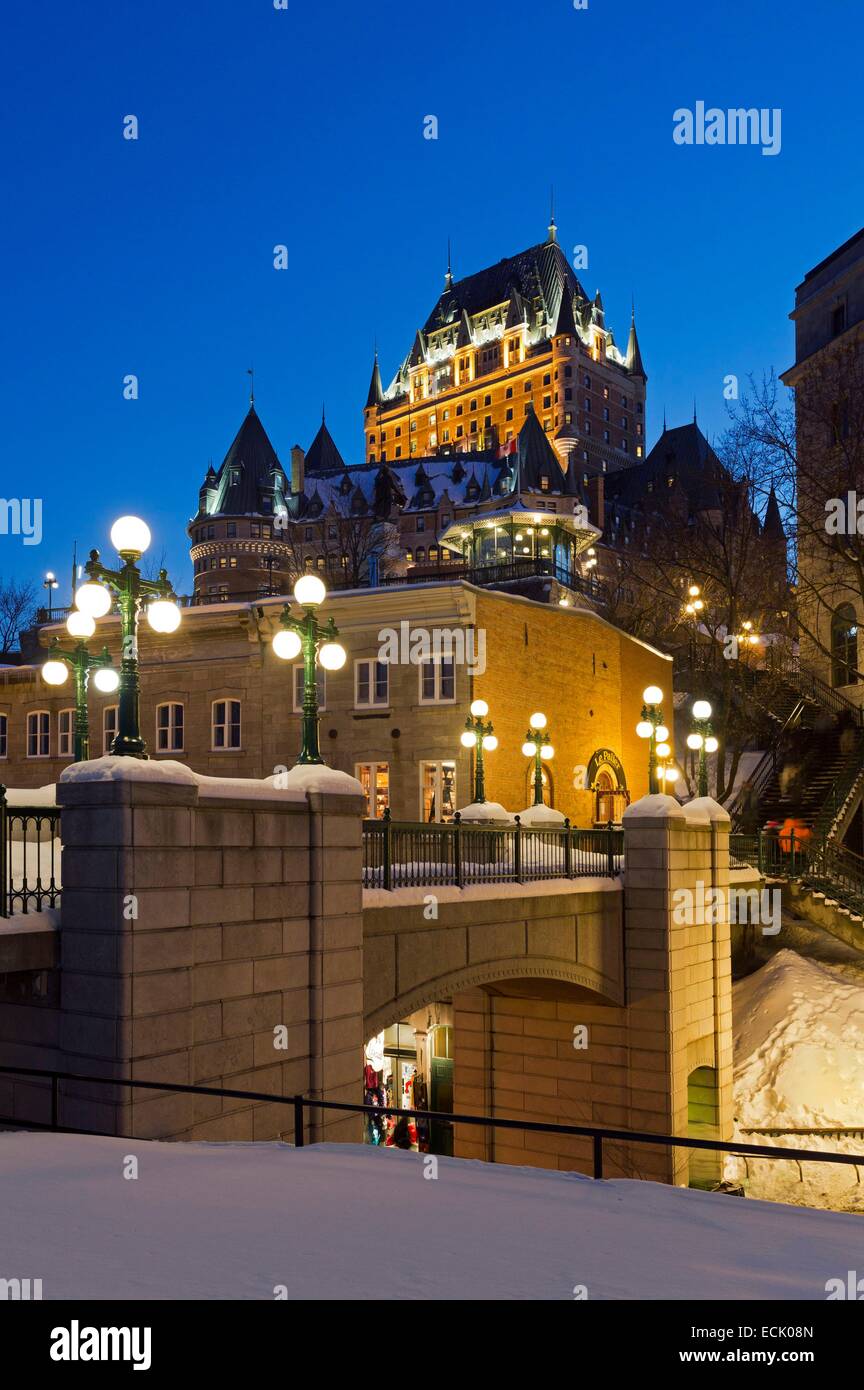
[0,1131,861,1301]
[729,948,864,1213]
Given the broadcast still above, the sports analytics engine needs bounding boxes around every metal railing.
[363,810,622,889]
[383,558,609,603]
[0,789,62,917]
[0,1064,860,1183]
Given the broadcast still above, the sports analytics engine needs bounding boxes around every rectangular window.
[156,702,184,752]
[420,760,457,822]
[356,761,389,818]
[227,522,237,538]
[58,709,75,758]
[0,713,7,758]
[419,658,455,704]
[211,699,241,750]
[102,705,118,756]
[27,711,50,758]
[355,659,389,708]
[293,667,326,713]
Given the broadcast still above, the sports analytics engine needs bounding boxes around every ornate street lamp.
[74,516,182,757]
[686,699,719,798]
[521,712,554,806]
[636,684,669,796]
[460,698,497,804]
[272,574,346,765]
[41,611,119,761]
[43,571,59,620]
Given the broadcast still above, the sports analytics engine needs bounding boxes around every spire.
[365,351,384,409]
[247,366,254,406]
[547,186,557,244]
[762,486,785,541]
[626,310,646,380]
[693,398,698,424]
[445,238,453,289]
[553,285,578,338]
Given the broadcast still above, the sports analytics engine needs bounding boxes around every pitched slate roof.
[305,418,347,475]
[204,405,289,516]
[604,422,728,516]
[422,240,587,336]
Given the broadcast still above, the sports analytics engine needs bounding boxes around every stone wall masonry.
[451,795,733,1185]
[0,765,366,1144]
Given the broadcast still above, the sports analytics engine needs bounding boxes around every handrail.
[0,1063,859,1181]
[363,810,622,889]
[0,790,62,917]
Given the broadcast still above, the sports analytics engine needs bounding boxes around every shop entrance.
[362,1007,454,1155]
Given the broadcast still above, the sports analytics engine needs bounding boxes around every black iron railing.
[0,788,62,917]
[383,557,608,603]
[363,810,622,889]
[0,1064,860,1183]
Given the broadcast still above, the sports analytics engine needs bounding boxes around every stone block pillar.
[55,760,365,1143]
[621,793,733,1186]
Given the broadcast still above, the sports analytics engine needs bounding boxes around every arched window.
[832,603,859,687]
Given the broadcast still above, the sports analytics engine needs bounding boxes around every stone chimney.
[587,474,604,531]
[291,444,305,496]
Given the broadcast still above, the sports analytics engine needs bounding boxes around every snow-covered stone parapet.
[456,801,514,824]
[3,784,58,807]
[516,804,567,827]
[622,793,686,823]
[684,796,731,827]
[58,755,362,804]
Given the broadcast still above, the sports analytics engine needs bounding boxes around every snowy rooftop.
[0,1132,860,1300]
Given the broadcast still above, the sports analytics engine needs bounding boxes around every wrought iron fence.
[363,809,622,889]
[0,788,62,917]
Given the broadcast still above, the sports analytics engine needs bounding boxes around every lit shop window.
[356,762,389,819]
[420,760,457,822]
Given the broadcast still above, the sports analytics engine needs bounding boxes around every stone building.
[782,225,864,703]
[1,581,670,825]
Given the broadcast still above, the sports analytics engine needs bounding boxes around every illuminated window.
[356,761,389,818]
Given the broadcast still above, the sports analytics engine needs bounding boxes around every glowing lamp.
[66,611,95,640]
[692,700,712,721]
[93,666,120,694]
[687,733,704,750]
[481,734,498,751]
[75,582,112,618]
[643,686,663,706]
[688,584,701,597]
[636,721,653,740]
[318,641,347,671]
[293,574,326,608]
[470,699,489,718]
[704,736,719,754]
[272,629,302,661]
[540,743,554,760]
[655,742,671,759]
[110,515,151,556]
[461,730,478,748]
[529,712,547,730]
[147,599,181,634]
[42,659,68,686]
[654,725,669,743]
[663,766,680,783]
[522,741,538,758]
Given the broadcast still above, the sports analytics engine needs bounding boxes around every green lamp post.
[686,699,718,798]
[73,516,182,758]
[272,574,347,765]
[521,711,554,806]
[460,699,497,804]
[635,685,670,796]
[40,611,120,761]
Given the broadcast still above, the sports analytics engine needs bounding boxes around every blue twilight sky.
[2,0,862,599]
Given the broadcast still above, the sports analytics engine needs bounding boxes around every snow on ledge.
[363,876,621,908]
[516,804,567,827]
[684,795,731,825]
[622,793,686,822]
[3,784,57,807]
[456,801,515,823]
[59,756,362,801]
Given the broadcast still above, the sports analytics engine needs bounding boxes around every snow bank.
[456,801,514,823]
[0,1132,860,1301]
[729,949,864,1211]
